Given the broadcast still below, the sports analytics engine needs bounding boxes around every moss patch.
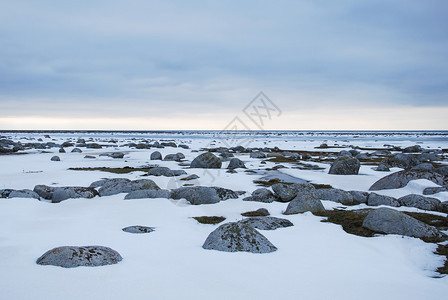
[69,167,151,174]
[435,244,448,274]
[193,216,226,224]
[403,212,448,230]
[253,178,293,187]
[313,209,376,237]
[241,210,270,217]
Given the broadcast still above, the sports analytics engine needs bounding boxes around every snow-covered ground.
[0,131,447,299]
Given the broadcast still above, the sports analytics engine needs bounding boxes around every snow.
[0,131,447,299]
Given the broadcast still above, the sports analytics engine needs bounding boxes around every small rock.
[316,188,357,205]
[50,156,60,161]
[241,208,270,217]
[250,152,267,159]
[423,186,448,195]
[124,189,171,200]
[122,226,155,234]
[239,216,293,230]
[398,194,441,211]
[147,167,187,177]
[243,188,277,203]
[59,148,66,153]
[150,151,162,160]
[227,158,246,169]
[71,148,82,153]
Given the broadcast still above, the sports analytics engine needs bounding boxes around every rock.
[418,153,440,162]
[71,148,82,153]
[59,148,66,153]
[250,152,267,159]
[61,142,74,147]
[338,150,352,157]
[36,246,122,268]
[369,170,448,191]
[181,174,199,181]
[239,216,293,230]
[124,189,171,200]
[90,178,160,197]
[202,222,277,253]
[161,142,177,147]
[348,191,369,204]
[122,226,155,234]
[423,186,448,195]
[147,167,187,177]
[316,188,357,205]
[376,164,390,172]
[328,157,360,175]
[231,145,246,152]
[356,153,369,160]
[372,150,391,156]
[402,145,422,153]
[179,144,189,149]
[163,153,184,161]
[84,155,96,159]
[284,185,325,214]
[170,186,238,205]
[349,150,360,157]
[33,185,99,203]
[241,208,270,217]
[362,208,447,242]
[243,188,277,203]
[50,156,60,161]
[411,163,435,171]
[86,143,102,149]
[227,158,246,169]
[436,166,448,176]
[367,193,400,207]
[190,152,222,169]
[0,189,40,199]
[150,151,162,160]
[272,183,315,202]
[110,152,124,159]
[382,153,419,169]
[398,194,441,211]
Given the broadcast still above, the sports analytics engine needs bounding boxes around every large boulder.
[0,189,40,199]
[190,152,222,169]
[202,222,277,253]
[367,193,400,207]
[381,153,419,169]
[36,246,122,268]
[227,158,246,169]
[150,151,162,160]
[272,183,315,202]
[328,157,360,175]
[147,167,187,177]
[239,216,293,230]
[369,170,448,191]
[170,186,238,205]
[33,185,99,203]
[90,178,160,196]
[316,188,357,205]
[362,208,447,242]
[124,189,171,200]
[398,194,441,211]
[243,188,277,203]
[284,185,325,215]
[402,145,422,153]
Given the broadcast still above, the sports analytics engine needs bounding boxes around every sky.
[0,0,447,130]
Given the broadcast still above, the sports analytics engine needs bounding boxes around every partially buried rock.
[239,216,293,230]
[423,186,448,195]
[284,184,325,214]
[243,188,277,203]
[0,189,40,199]
[124,189,171,200]
[381,153,418,170]
[227,157,246,169]
[147,167,187,177]
[250,152,267,159]
[367,193,400,207]
[398,194,441,212]
[36,246,122,268]
[241,208,270,217]
[33,185,98,203]
[59,148,65,153]
[109,152,124,159]
[369,170,448,191]
[122,226,155,234]
[170,186,238,205]
[376,164,390,172]
[328,157,360,175]
[90,178,160,197]
[272,183,314,203]
[190,152,222,168]
[202,222,277,253]
[163,153,185,161]
[362,208,447,242]
[50,156,60,161]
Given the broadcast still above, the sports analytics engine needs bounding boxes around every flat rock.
[367,193,400,207]
[362,208,447,242]
[202,222,277,253]
[163,153,185,161]
[36,246,122,268]
[239,216,293,230]
[369,170,448,191]
[148,167,187,177]
[0,189,40,199]
[170,186,238,205]
[398,194,441,211]
[124,189,171,200]
[33,185,99,203]
[90,178,160,196]
[250,152,267,159]
[122,226,155,234]
[381,153,419,169]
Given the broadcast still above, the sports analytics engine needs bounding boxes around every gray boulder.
[202,222,277,253]
[250,152,267,159]
[90,178,160,196]
[36,246,122,268]
[33,185,99,203]
[122,226,155,234]
[367,193,400,207]
[316,188,357,205]
[362,208,447,242]
[272,183,315,202]
[338,150,352,157]
[0,189,40,199]
[356,153,369,160]
[328,157,360,175]
[398,194,441,211]
[349,191,369,204]
[243,188,277,203]
[423,186,448,195]
[376,164,390,172]
[147,167,187,177]
[59,148,66,153]
[50,156,60,161]
[284,185,325,214]
[227,158,246,169]
[190,152,222,168]
[124,189,171,200]
[382,153,419,169]
[403,145,422,153]
[411,163,435,171]
[150,151,162,160]
[71,148,82,153]
[369,170,448,191]
[239,216,293,230]
[436,166,448,176]
[110,152,124,159]
[163,153,185,161]
[170,186,236,205]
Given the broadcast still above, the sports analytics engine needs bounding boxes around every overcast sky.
[1,0,447,130]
